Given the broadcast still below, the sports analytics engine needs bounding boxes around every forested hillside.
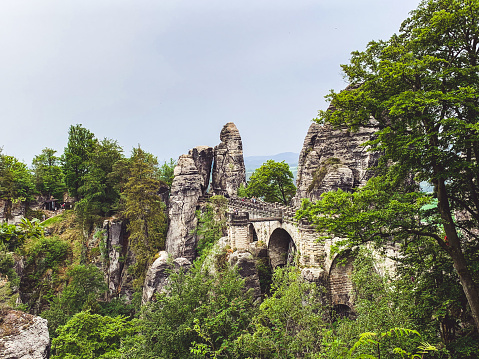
[1,0,479,358]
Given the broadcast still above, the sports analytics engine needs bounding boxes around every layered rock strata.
[211,122,247,197]
[293,122,379,206]
[189,146,214,195]
[165,154,204,261]
[0,309,50,359]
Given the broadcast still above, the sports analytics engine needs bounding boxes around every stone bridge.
[226,197,356,311]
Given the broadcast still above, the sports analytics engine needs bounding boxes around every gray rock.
[293,120,379,206]
[212,123,247,197]
[0,200,26,225]
[228,250,261,300]
[142,251,191,304]
[189,146,214,196]
[165,155,203,261]
[0,309,50,359]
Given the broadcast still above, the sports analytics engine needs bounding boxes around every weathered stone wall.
[0,200,26,224]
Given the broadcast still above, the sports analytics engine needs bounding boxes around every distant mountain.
[244,152,299,182]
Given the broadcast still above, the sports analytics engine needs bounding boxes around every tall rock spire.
[211,122,247,197]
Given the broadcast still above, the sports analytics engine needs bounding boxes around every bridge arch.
[268,228,296,268]
[329,251,355,310]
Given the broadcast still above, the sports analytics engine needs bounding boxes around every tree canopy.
[298,0,479,333]
[246,160,296,204]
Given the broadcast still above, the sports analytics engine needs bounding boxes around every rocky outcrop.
[228,250,262,300]
[211,123,246,197]
[293,121,379,206]
[189,146,214,196]
[0,200,26,224]
[101,219,135,300]
[165,155,204,261]
[142,251,191,304]
[0,309,50,359]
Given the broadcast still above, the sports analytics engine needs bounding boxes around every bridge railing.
[227,197,299,223]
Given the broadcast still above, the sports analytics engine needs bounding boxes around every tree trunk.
[436,177,479,333]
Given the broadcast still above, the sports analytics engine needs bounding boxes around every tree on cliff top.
[298,0,479,333]
[246,160,296,205]
[62,124,96,199]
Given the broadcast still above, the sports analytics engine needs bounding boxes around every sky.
[0,0,421,165]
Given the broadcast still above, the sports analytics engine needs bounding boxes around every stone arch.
[247,223,258,242]
[268,228,296,268]
[329,251,354,308]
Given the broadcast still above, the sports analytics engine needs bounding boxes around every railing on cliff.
[227,197,299,223]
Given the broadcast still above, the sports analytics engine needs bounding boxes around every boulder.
[211,123,247,197]
[189,146,214,195]
[142,251,191,304]
[165,155,203,261]
[0,309,50,359]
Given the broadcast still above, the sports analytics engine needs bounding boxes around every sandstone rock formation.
[228,250,262,300]
[142,251,191,304]
[165,154,204,261]
[211,122,247,197]
[189,146,214,195]
[100,219,136,301]
[0,309,50,359]
[293,122,379,206]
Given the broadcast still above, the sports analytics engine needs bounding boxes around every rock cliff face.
[165,155,204,261]
[142,251,191,304]
[0,309,50,359]
[101,219,135,301]
[188,146,214,195]
[293,122,379,206]
[211,123,247,197]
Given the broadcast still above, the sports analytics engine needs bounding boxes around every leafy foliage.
[235,266,327,359]
[122,256,254,359]
[121,147,168,288]
[51,311,136,359]
[0,150,35,202]
[196,195,227,257]
[246,160,296,204]
[306,0,479,332]
[62,124,96,199]
[32,148,66,200]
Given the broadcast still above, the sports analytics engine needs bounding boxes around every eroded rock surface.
[189,146,214,195]
[211,122,246,197]
[165,155,203,261]
[142,251,191,304]
[229,250,262,300]
[293,122,379,206]
[0,309,50,359]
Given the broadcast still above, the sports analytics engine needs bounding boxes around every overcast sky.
[0,0,421,165]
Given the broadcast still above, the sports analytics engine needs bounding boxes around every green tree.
[51,311,136,359]
[41,264,107,335]
[122,257,254,359]
[0,150,35,202]
[299,0,479,332]
[76,138,123,226]
[121,148,167,288]
[235,266,326,359]
[32,148,66,200]
[62,124,96,199]
[159,158,176,189]
[246,160,296,204]
[196,195,227,257]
